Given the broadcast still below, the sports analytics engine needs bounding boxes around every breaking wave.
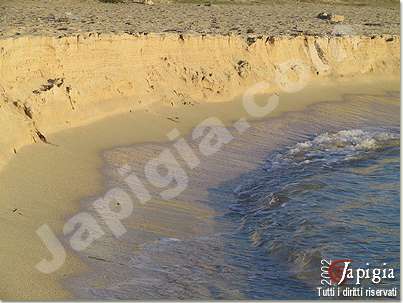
[264,128,399,170]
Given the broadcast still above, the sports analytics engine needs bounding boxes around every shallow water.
[226,128,400,299]
[66,90,400,299]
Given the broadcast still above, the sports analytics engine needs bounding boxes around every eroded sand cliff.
[0,33,400,171]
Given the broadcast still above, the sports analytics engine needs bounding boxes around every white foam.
[265,128,399,169]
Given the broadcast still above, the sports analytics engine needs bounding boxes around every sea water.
[66,90,400,300]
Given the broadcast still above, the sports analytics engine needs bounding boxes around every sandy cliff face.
[0,33,400,169]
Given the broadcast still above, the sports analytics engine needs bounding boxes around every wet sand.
[0,76,399,299]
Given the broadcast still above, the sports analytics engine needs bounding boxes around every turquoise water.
[66,91,400,299]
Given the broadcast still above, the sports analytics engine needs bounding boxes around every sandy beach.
[0,77,399,299]
[0,0,400,300]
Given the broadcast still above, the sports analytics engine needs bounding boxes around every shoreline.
[0,77,399,299]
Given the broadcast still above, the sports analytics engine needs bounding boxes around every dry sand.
[0,0,400,299]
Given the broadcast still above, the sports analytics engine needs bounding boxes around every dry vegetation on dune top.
[0,0,399,38]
